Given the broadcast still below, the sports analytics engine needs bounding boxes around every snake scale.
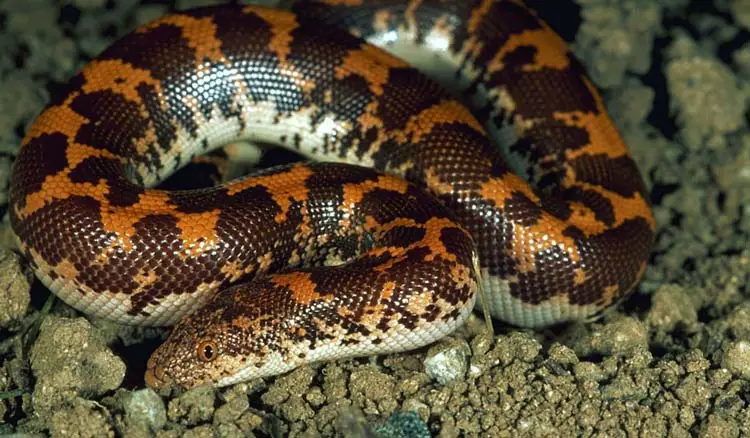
[9,0,655,389]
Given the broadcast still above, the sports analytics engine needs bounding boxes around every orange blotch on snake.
[271,271,332,305]
[227,164,312,223]
[395,100,486,144]
[486,28,570,74]
[81,60,165,111]
[143,14,226,66]
[247,7,299,65]
[335,44,408,95]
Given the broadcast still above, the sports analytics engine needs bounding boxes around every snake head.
[144,280,295,389]
[144,314,241,390]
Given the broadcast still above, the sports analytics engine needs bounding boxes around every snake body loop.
[9,0,654,388]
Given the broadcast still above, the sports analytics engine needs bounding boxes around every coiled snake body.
[9,0,655,388]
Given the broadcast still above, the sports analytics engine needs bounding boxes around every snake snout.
[144,365,165,389]
[144,356,173,389]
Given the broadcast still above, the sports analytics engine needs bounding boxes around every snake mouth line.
[144,363,171,389]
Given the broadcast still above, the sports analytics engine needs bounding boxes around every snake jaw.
[144,360,172,389]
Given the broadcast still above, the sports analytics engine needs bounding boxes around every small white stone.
[424,338,470,385]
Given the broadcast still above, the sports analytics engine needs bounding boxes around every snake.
[8,0,655,389]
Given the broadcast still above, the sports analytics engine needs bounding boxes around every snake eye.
[197,340,218,362]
